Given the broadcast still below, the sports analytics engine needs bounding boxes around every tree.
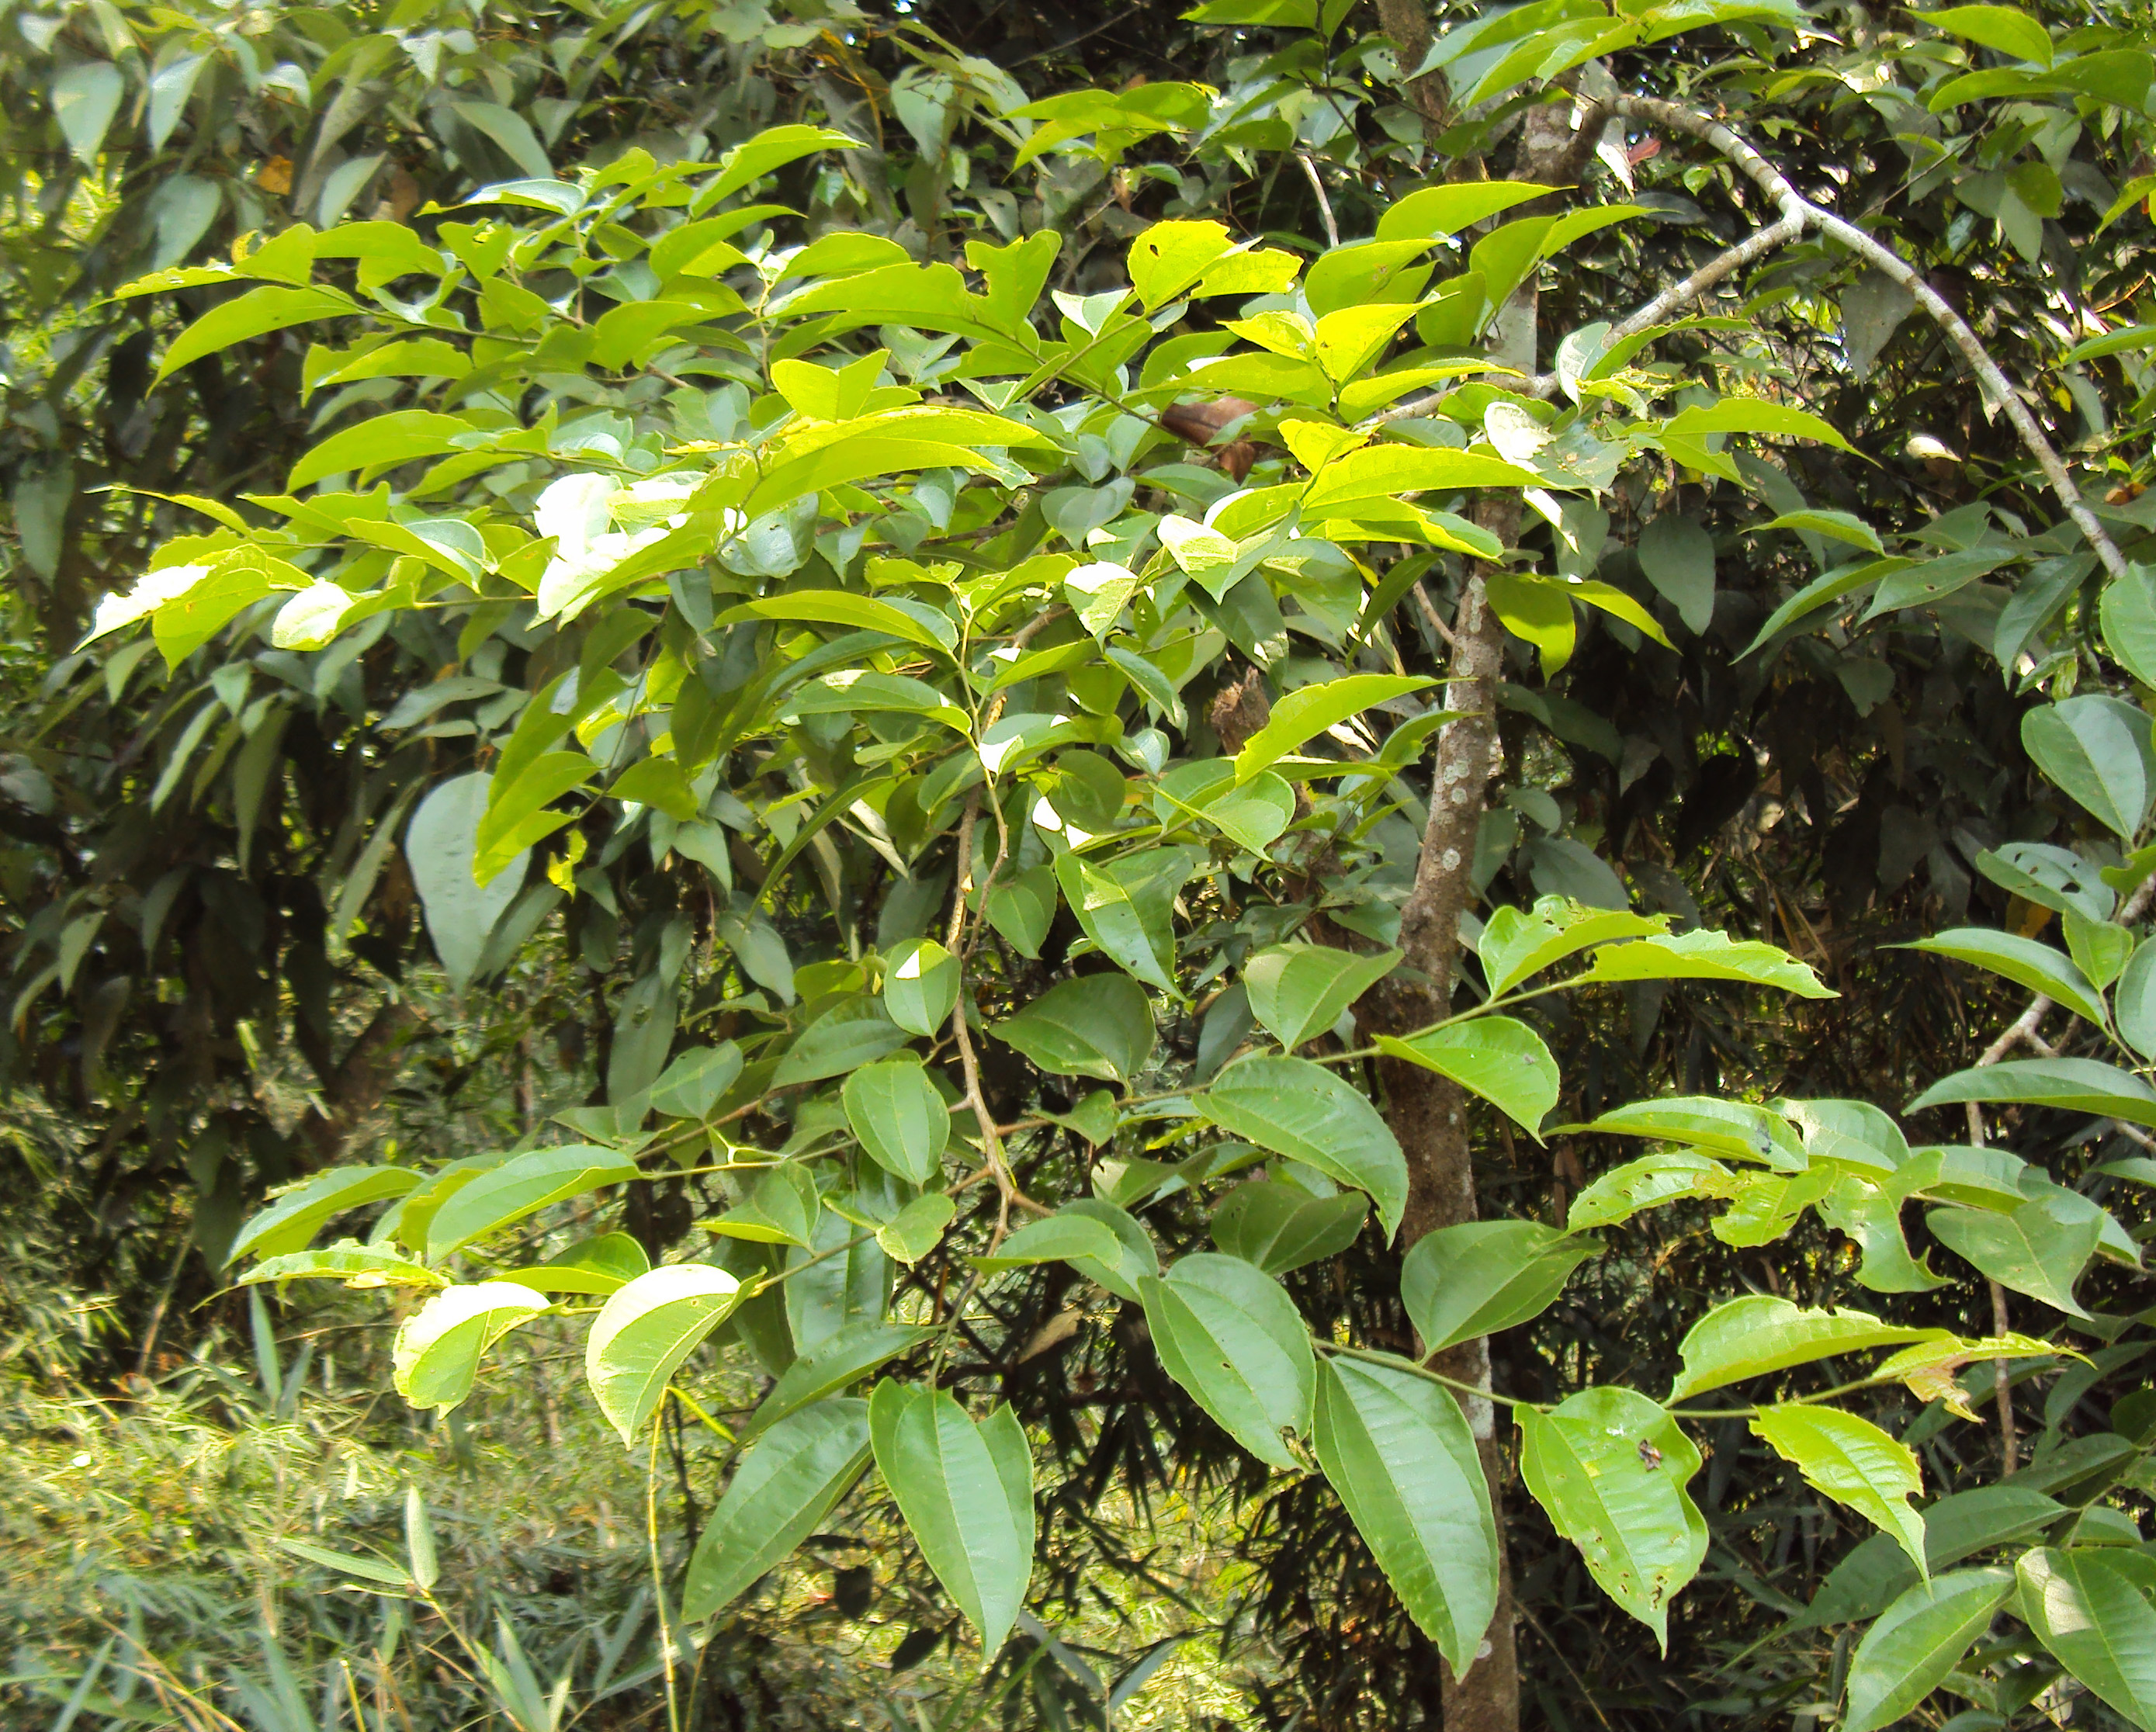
[9,0,2156,1726]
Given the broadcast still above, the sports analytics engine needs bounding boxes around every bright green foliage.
[65,0,2156,1707]
[1520,1388,1707,1651]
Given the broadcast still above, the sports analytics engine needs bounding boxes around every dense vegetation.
[6,0,2156,1727]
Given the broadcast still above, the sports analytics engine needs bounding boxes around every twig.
[943,794,1034,1242]
[1411,580,1459,650]
[1961,994,2054,1474]
[1298,152,1340,251]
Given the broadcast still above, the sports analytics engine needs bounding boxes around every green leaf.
[772,999,910,1086]
[1741,558,1906,653]
[2064,912,2134,991]
[425,1145,640,1261]
[1311,1354,1499,1676]
[742,1320,935,1439]
[1906,1057,2156,1127]
[985,864,1058,958]
[1476,900,1667,999]
[392,1280,549,1412]
[2023,697,2150,840]
[1809,1484,2065,1625]
[229,1166,424,1263]
[1902,929,2108,1027]
[52,62,124,165]
[681,1398,873,1621]
[878,1194,956,1265]
[240,1240,443,1290]
[1923,5,2054,64]
[1928,1195,2103,1316]
[1579,930,1834,998]
[1637,514,1716,636]
[882,938,960,1038]
[1375,1017,1559,1138]
[157,286,359,384]
[501,1233,650,1297]
[1244,944,1400,1049]
[990,974,1155,1084]
[1760,510,1884,553]
[584,1263,744,1446]
[1211,1180,1368,1276]
[1842,1567,2018,1732]
[1401,1220,1598,1353]
[1662,398,1855,451]
[1668,1296,1934,1398]
[1519,1388,1707,1651]
[868,1381,1034,1656]
[1571,1096,1808,1169]
[1485,572,1575,679]
[709,124,861,202]
[1752,1405,1927,1575]
[1566,1152,1734,1231]
[842,1058,951,1186]
[974,1200,1158,1301]
[290,410,473,490]
[611,756,698,819]
[1231,676,1434,782]
[1139,1252,1315,1468]
[1052,848,1196,994]
[451,100,554,178]
[1205,1055,1409,1242]
[709,1162,820,1247]
[1299,445,1541,514]
[1376,182,1558,241]
[2116,937,2156,1058]
[783,1209,886,1353]
[2100,566,2156,685]
[477,750,595,880]
[1126,219,1239,310]
[276,1539,416,1589]
[2017,1547,2156,1730]
[408,772,536,990]
[651,1044,744,1121]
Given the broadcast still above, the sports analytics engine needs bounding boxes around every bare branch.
[1610,95,2129,580]
[1298,152,1340,251]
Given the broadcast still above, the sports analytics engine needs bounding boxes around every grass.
[2,1278,1263,1730]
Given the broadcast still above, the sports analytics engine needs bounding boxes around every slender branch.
[1369,93,2132,582]
[1601,210,1808,345]
[1373,210,1811,421]
[1298,151,1340,251]
[1607,94,2129,580]
[1412,579,1459,650]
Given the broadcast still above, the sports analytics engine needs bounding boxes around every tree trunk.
[1364,93,1592,1732]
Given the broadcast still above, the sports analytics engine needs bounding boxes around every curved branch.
[1610,94,2129,580]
